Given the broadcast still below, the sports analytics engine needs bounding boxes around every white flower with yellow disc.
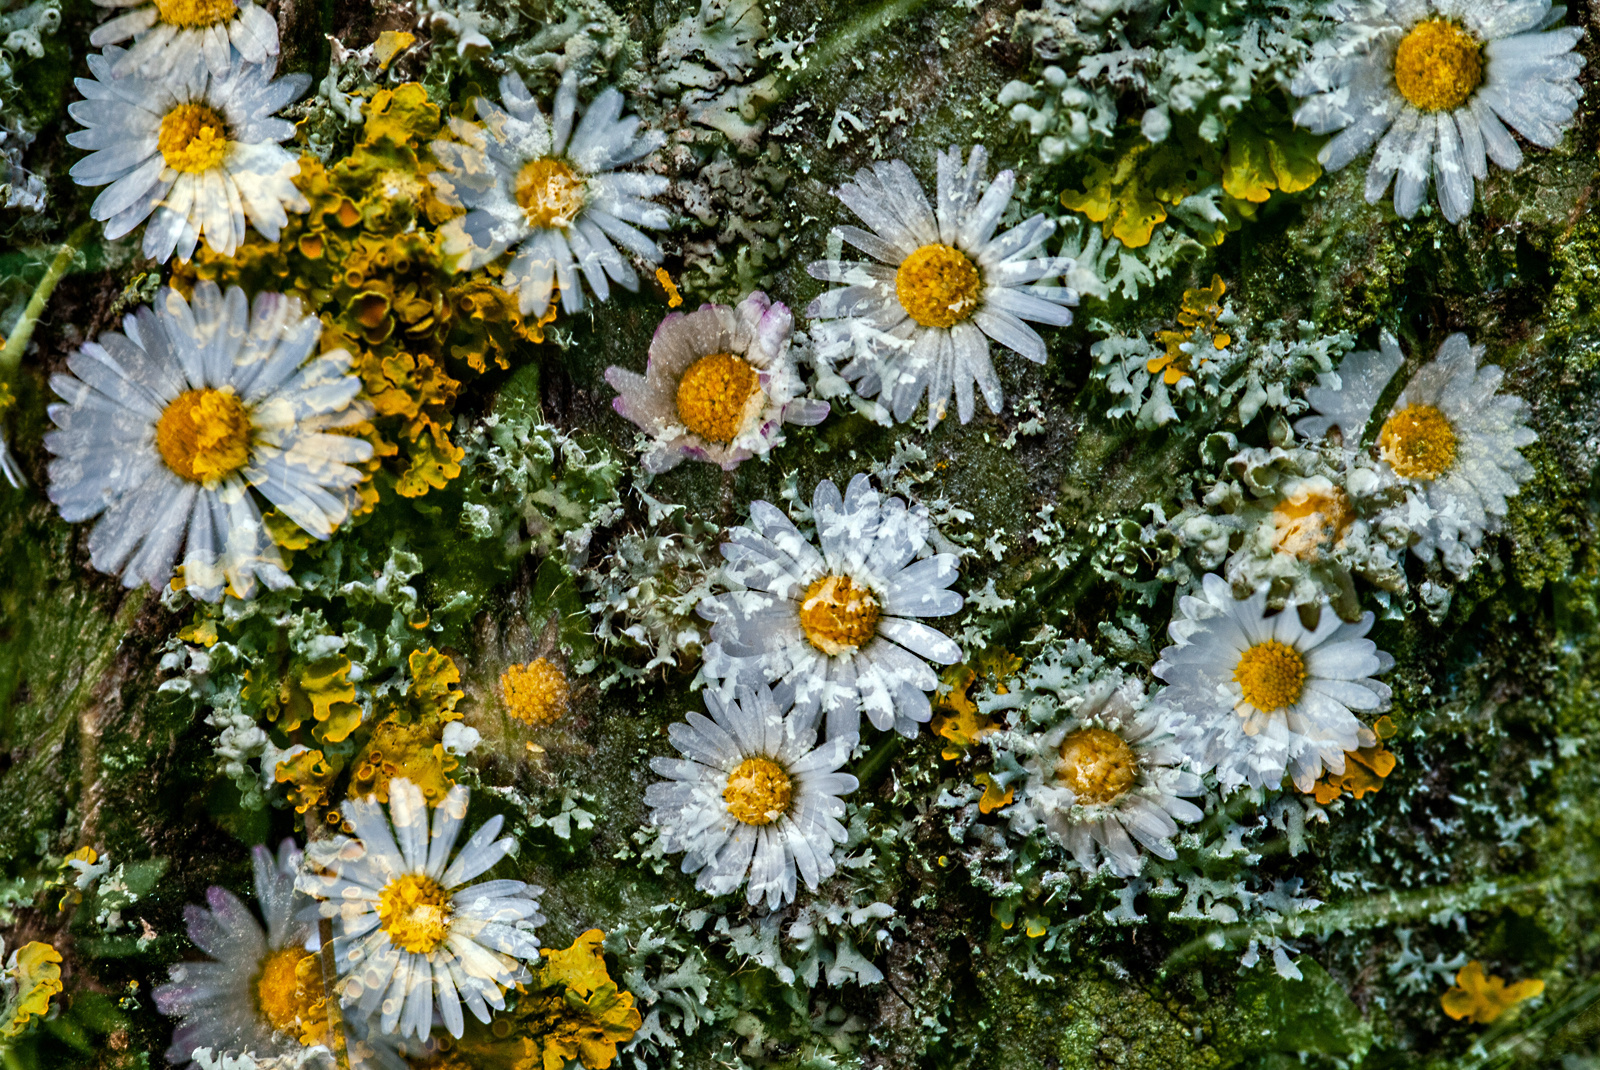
[1291,0,1584,221]
[698,473,964,740]
[152,840,325,1063]
[1295,332,1536,573]
[984,663,1203,878]
[68,47,309,263]
[806,145,1077,429]
[604,291,828,473]
[1155,573,1394,794]
[90,0,279,79]
[645,682,859,910]
[297,779,545,1042]
[430,70,669,319]
[44,283,373,602]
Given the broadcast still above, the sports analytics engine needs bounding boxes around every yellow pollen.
[376,873,454,955]
[723,757,793,826]
[1272,486,1354,560]
[1393,18,1483,112]
[798,575,881,656]
[1234,639,1308,715]
[155,388,252,484]
[501,658,570,727]
[896,243,983,329]
[514,157,586,229]
[153,0,236,27]
[158,103,231,173]
[1379,403,1458,481]
[254,947,315,1037]
[675,352,764,445]
[1055,728,1138,805]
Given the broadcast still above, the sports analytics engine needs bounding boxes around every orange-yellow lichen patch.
[975,771,1014,814]
[896,244,982,329]
[1441,961,1543,1024]
[1311,715,1399,804]
[502,658,571,728]
[512,930,643,1070]
[1272,484,1354,560]
[1149,274,1229,385]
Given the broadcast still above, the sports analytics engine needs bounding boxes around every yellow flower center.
[153,0,236,27]
[1272,486,1354,560]
[254,947,323,1039]
[1234,639,1308,715]
[1393,18,1483,112]
[675,352,765,445]
[1379,403,1458,481]
[155,388,252,484]
[376,873,454,955]
[722,757,793,826]
[501,658,571,727]
[895,243,983,329]
[158,103,231,174]
[798,574,881,656]
[514,157,586,229]
[1054,727,1138,805]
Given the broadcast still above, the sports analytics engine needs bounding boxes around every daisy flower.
[430,70,669,319]
[152,840,325,1063]
[604,291,828,473]
[985,669,1203,877]
[645,682,859,909]
[806,145,1077,429]
[1295,332,1536,573]
[90,0,279,79]
[698,473,964,740]
[68,47,309,263]
[44,283,374,602]
[1291,0,1585,222]
[1155,573,1394,793]
[297,779,545,1042]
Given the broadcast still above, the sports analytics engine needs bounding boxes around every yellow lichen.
[798,575,881,656]
[974,772,1014,814]
[1394,19,1483,113]
[895,244,982,329]
[502,658,571,727]
[349,718,459,806]
[377,873,454,954]
[159,103,231,173]
[2,941,63,1040]
[723,757,793,826]
[512,930,642,1070]
[1311,715,1399,804]
[655,267,683,308]
[1441,961,1543,1024]
[1149,275,1228,386]
[1234,639,1307,715]
[932,649,1021,760]
[155,388,252,484]
[1272,484,1354,560]
[675,352,764,444]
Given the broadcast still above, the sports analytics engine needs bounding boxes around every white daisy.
[645,681,859,909]
[68,47,309,263]
[44,283,374,602]
[152,839,323,1063]
[90,0,279,79]
[985,669,1203,878]
[604,291,828,473]
[297,779,545,1042]
[1291,0,1585,222]
[430,70,669,319]
[1296,332,1536,573]
[806,144,1077,429]
[698,473,964,740]
[1155,573,1395,794]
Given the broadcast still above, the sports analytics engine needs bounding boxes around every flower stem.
[0,222,94,383]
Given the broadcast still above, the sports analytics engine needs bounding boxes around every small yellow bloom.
[1441,960,1543,1024]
